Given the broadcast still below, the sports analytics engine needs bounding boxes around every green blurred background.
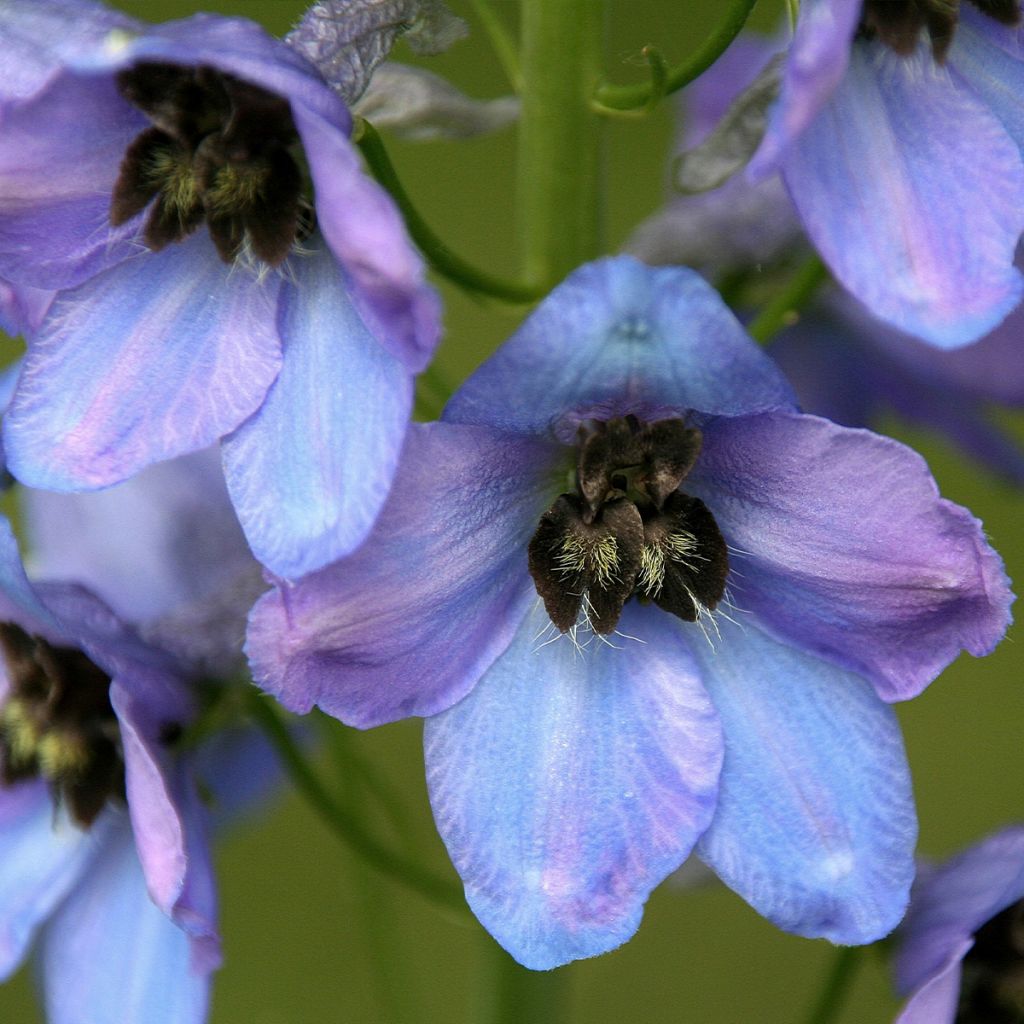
[1,1,1021,1021]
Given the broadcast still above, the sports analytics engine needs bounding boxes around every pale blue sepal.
[693,618,916,944]
[3,232,281,491]
[0,782,109,980]
[222,241,413,579]
[425,604,722,970]
[782,44,1024,348]
[38,820,210,1024]
[443,256,795,439]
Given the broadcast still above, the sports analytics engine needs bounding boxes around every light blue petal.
[951,8,1024,152]
[222,242,412,579]
[39,822,210,1024]
[4,232,282,490]
[0,515,63,637]
[425,605,722,970]
[0,783,107,979]
[782,44,1024,348]
[693,618,916,944]
[247,423,561,728]
[443,256,795,439]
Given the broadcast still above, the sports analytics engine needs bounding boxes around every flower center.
[110,62,312,266]
[957,898,1024,1023]
[857,0,1020,62]
[0,622,125,827]
[528,416,729,636]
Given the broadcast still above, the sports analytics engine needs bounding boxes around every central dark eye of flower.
[528,416,729,636]
[0,622,124,828]
[957,898,1024,1024]
[111,62,309,266]
[857,0,1020,62]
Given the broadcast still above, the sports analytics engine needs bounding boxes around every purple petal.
[896,826,1024,994]
[38,821,210,1024]
[222,241,413,579]
[0,280,54,336]
[691,412,1013,703]
[894,941,969,1024]
[23,449,253,628]
[425,604,722,970]
[444,257,795,439]
[693,618,916,944]
[781,44,1024,347]
[0,516,64,637]
[247,423,561,728]
[3,232,282,491]
[0,71,143,290]
[294,105,442,371]
[748,0,862,179]
[0,783,107,979]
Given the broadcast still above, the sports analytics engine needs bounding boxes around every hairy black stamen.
[528,418,728,636]
[111,62,310,266]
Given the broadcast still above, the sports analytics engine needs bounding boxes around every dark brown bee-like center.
[857,0,1020,62]
[110,62,312,266]
[957,898,1024,1024]
[528,416,729,636]
[0,622,125,828]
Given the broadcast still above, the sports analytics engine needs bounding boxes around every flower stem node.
[528,416,728,635]
[111,61,309,266]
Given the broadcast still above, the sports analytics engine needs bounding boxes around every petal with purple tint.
[247,423,562,728]
[0,516,63,636]
[425,604,722,970]
[0,280,54,337]
[294,105,441,371]
[39,822,210,1024]
[691,412,1013,703]
[896,825,1024,994]
[0,71,144,290]
[3,232,281,491]
[0,782,107,979]
[895,942,969,1024]
[444,257,795,438]
[23,449,253,627]
[222,241,412,579]
[781,44,1024,348]
[693,618,916,945]
[747,0,862,179]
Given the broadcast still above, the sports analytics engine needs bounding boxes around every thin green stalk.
[247,692,466,913]
[517,0,606,285]
[354,119,545,304]
[467,0,522,91]
[470,941,571,1024]
[747,255,829,344]
[801,946,864,1024]
[594,0,759,112]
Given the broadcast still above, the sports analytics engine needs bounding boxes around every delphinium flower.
[740,0,1024,347]
[0,447,274,1023]
[0,0,441,578]
[247,256,1013,970]
[894,825,1024,1023]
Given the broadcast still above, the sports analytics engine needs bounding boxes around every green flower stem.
[471,941,572,1024]
[247,691,466,913]
[517,0,606,286]
[353,119,546,304]
[747,254,829,344]
[467,0,522,91]
[594,0,759,111]
[801,946,864,1024]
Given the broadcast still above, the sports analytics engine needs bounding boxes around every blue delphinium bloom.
[247,256,1013,970]
[745,0,1024,348]
[0,449,273,1023]
[0,0,441,579]
[893,825,1024,1023]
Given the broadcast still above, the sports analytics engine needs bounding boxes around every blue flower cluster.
[0,0,1019,1021]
